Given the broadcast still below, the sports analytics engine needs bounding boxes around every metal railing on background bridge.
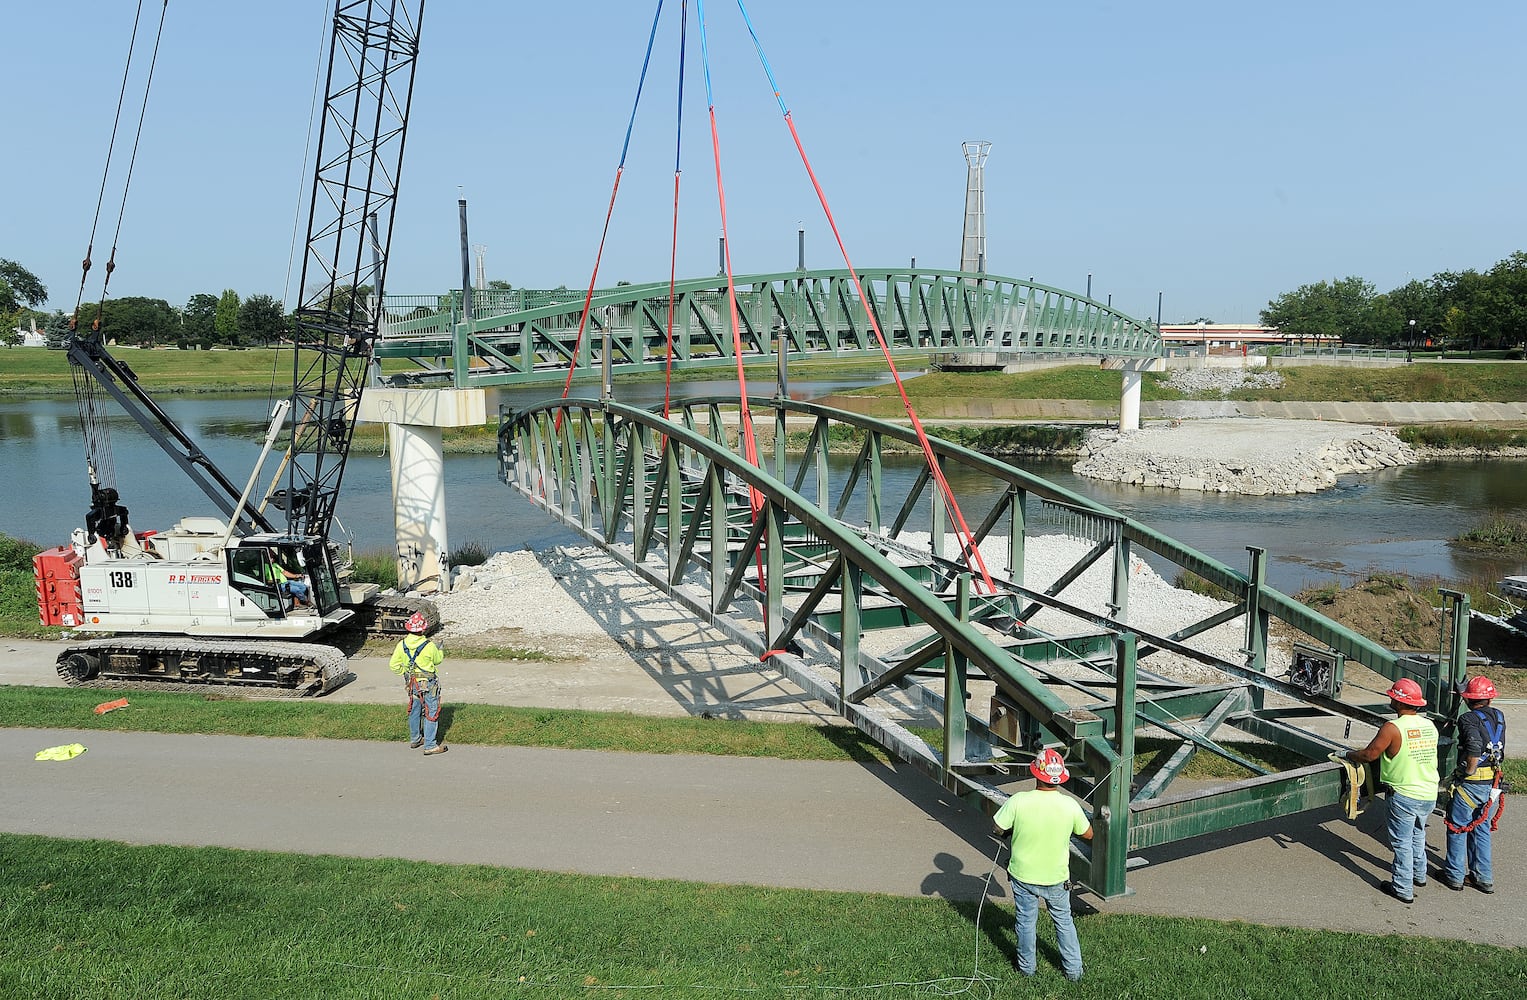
[378,269,1164,388]
[497,394,1470,898]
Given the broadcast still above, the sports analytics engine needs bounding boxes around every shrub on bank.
[0,533,58,638]
[1452,513,1527,555]
[1397,424,1527,451]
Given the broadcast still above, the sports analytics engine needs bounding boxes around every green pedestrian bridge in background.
[374,267,1164,387]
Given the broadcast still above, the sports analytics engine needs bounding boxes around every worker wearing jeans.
[389,612,447,755]
[1345,678,1439,903]
[992,748,1093,982]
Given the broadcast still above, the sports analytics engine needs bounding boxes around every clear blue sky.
[4,1,1524,325]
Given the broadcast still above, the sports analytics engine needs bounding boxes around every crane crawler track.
[364,595,442,636]
[56,637,350,697]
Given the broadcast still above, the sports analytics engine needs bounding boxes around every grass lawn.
[0,685,1325,782]
[2,835,1521,1000]
[840,362,1527,405]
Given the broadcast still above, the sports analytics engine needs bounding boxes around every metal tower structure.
[279,0,426,541]
[959,140,991,275]
[473,244,488,291]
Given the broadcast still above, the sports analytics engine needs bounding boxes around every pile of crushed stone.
[1164,368,1285,395]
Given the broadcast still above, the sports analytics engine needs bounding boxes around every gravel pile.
[1164,368,1285,395]
[434,547,614,639]
[423,528,1268,690]
[1075,418,1416,495]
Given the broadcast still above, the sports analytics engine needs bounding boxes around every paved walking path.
[4,636,1522,947]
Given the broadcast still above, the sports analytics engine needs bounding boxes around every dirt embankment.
[1294,575,1527,693]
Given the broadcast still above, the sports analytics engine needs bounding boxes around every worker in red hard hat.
[991,747,1093,982]
[1345,678,1439,903]
[1441,675,1506,893]
[389,610,447,755]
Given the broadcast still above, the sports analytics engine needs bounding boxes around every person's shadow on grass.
[920,851,1012,966]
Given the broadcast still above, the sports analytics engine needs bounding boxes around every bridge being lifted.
[492,388,1470,899]
[359,266,1465,897]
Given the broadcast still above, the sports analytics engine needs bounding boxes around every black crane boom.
[277,0,426,542]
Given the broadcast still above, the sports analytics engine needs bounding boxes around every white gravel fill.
[429,530,1278,682]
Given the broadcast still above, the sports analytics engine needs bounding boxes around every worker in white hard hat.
[389,611,446,755]
[1345,678,1439,903]
[992,747,1093,982]
[1441,675,1506,893]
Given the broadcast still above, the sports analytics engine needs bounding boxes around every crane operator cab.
[227,538,341,620]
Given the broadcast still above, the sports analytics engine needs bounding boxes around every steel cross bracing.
[498,396,1467,898]
[377,269,1163,388]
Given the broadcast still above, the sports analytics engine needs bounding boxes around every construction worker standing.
[1345,678,1439,903]
[992,748,1093,982]
[389,612,447,755]
[1442,675,1506,893]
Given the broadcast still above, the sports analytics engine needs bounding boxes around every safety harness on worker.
[1446,706,1507,835]
[401,636,441,724]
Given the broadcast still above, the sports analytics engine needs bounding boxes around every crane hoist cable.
[729,0,996,593]
[69,0,170,496]
[661,0,690,423]
[554,0,670,433]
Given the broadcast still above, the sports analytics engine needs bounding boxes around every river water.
[5,383,1524,597]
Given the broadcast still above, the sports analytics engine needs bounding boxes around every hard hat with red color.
[405,612,429,634]
[1030,747,1070,785]
[1386,678,1426,707]
[1461,675,1498,701]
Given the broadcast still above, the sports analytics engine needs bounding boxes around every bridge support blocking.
[1102,357,1166,431]
[358,388,487,592]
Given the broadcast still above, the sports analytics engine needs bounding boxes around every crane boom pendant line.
[555,0,671,432]
[730,0,995,593]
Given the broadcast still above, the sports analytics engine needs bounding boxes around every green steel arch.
[497,394,1467,898]
[376,269,1163,388]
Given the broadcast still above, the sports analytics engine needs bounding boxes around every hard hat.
[1385,678,1426,707]
[405,612,429,634]
[1461,675,1498,701]
[1029,747,1070,785]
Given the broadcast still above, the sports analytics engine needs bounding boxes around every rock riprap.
[1073,418,1417,495]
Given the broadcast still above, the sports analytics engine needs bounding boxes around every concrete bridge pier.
[358,388,486,593]
[1104,357,1166,431]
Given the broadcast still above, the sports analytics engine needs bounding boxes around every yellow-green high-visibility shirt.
[993,789,1090,886]
[389,635,442,676]
[1380,713,1439,801]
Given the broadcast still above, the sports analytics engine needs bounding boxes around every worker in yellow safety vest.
[1346,678,1439,904]
[389,612,446,755]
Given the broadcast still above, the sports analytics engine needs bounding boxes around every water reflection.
[3,393,1523,596]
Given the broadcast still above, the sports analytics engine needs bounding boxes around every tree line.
[1259,251,1527,351]
[3,257,379,350]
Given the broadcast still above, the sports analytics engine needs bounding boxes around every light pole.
[1199,320,1208,357]
[1407,318,1415,363]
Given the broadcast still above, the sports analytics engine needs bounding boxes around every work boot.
[1380,881,1413,904]
[408,738,424,749]
[1465,875,1495,894]
[423,744,449,755]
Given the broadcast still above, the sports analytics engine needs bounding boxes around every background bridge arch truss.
[382,269,1163,387]
[498,397,1464,897]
